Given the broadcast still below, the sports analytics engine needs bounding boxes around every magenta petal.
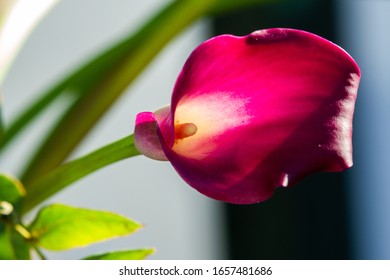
[136,28,361,204]
[134,112,168,161]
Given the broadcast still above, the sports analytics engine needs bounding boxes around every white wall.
[1,0,226,259]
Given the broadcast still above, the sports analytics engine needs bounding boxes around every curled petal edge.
[134,112,168,161]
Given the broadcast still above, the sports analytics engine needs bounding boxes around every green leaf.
[0,174,30,259]
[209,0,281,15]
[83,248,155,260]
[10,225,31,259]
[0,222,31,260]
[0,173,30,260]
[29,204,141,250]
[0,173,25,207]
[22,135,139,213]
[0,79,72,151]
[0,222,14,259]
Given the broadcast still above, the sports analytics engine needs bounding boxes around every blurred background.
[0,0,389,259]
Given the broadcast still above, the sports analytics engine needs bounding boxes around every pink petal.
[135,28,360,204]
[134,106,173,161]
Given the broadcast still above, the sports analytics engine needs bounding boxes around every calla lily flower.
[134,28,360,204]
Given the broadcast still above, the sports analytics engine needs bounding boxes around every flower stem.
[21,135,140,214]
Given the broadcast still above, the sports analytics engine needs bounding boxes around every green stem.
[33,245,47,260]
[22,135,140,214]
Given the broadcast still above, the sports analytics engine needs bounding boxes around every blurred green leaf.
[11,225,31,259]
[29,204,141,250]
[0,79,72,152]
[0,222,14,259]
[0,174,30,259]
[0,222,31,260]
[209,0,279,15]
[83,248,154,260]
[22,135,139,213]
[0,114,3,139]
[0,173,25,207]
